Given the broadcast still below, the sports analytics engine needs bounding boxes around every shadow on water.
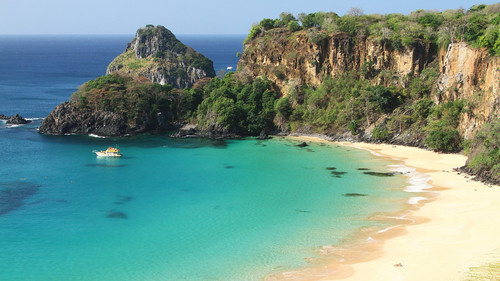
[37,131,232,151]
[0,181,40,216]
[86,164,128,168]
[165,137,228,149]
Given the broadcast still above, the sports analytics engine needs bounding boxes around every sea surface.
[0,35,422,280]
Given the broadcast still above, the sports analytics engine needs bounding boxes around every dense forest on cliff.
[246,3,500,55]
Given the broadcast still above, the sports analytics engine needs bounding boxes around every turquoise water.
[0,35,413,280]
[0,125,410,280]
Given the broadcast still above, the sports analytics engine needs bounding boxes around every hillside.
[107,25,215,89]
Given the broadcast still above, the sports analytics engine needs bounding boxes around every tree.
[260,18,276,30]
[418,13,444,30]
[347,7,364,17]
[287,20,302,32]
[301,13,319,28]
[279,12,296,26]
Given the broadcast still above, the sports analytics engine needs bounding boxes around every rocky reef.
[107,25,215,89]
[0,114,31,125]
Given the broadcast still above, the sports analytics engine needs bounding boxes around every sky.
[1,0,499,35]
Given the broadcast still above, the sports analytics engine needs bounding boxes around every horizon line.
[0,33,248,36]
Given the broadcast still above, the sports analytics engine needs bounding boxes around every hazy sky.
[1,0,499,35]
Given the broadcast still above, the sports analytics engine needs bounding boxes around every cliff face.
[38,102,173,136]
[437,43,500,139]
[107,25,215,89]
[238,29,436,94]
[238,29,500,142]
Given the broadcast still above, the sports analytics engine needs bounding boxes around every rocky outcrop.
[107,25,215,89]
[38,102,174,136]
[1,114,31,124]
[6,114,31,125]
[437,43,500,139]
[238,29,436,94]
[170,123,241,139]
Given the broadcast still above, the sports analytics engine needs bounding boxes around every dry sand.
[271,136,500,281]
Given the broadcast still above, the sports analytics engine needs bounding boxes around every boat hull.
[94,151,122,157]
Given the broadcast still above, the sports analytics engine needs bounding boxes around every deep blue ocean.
[0,35,415,280]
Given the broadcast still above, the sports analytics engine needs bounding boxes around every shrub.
[275,97,293,118]
[425,123,462,152]
[467,118,500,181]
[348,120,358,135]
[372,125,389,140]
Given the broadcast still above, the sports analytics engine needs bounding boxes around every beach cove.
[272,136,500,281]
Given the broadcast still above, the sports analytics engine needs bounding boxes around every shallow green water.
[0,129,412,280]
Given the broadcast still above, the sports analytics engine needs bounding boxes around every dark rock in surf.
[6,114,31,125]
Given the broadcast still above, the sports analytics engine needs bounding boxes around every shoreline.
[269,136,500,280]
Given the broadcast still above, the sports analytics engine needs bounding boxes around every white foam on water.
[89,134,108,139]
[388,164,433,193]
[408,196,428,205]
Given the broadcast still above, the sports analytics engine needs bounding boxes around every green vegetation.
[425,100,465,152]
[466,118,500,182]
[244,4,500,55]
[189,73,278,135]
[70,74,177,125]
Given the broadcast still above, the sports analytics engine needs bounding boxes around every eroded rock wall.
[437,43,500,139]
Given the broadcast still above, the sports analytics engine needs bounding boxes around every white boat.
[93,147,122,157]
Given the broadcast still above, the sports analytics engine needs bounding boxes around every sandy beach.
[273,136,500,280]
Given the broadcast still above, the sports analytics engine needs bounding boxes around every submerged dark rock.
[357,168,370,171]
[331,171,347,176]
[295,209,312,213]
[326,167,337,170]
[106,210,128,219]
[297,142,308,147]
[0,181,40,216]
[114,195,133,205]
[343,193,368,197]
[363,171,395,177]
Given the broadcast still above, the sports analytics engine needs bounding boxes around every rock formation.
[437,43,500,139]
[238,29,436,94]
[1,114,31,124]
[107,25,215,89]
[238,29,500,142]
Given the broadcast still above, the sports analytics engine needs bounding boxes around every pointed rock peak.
[129,25,184,59]
[107,25,215,89]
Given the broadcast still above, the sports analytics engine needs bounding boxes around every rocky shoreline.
[38,102,177,137]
